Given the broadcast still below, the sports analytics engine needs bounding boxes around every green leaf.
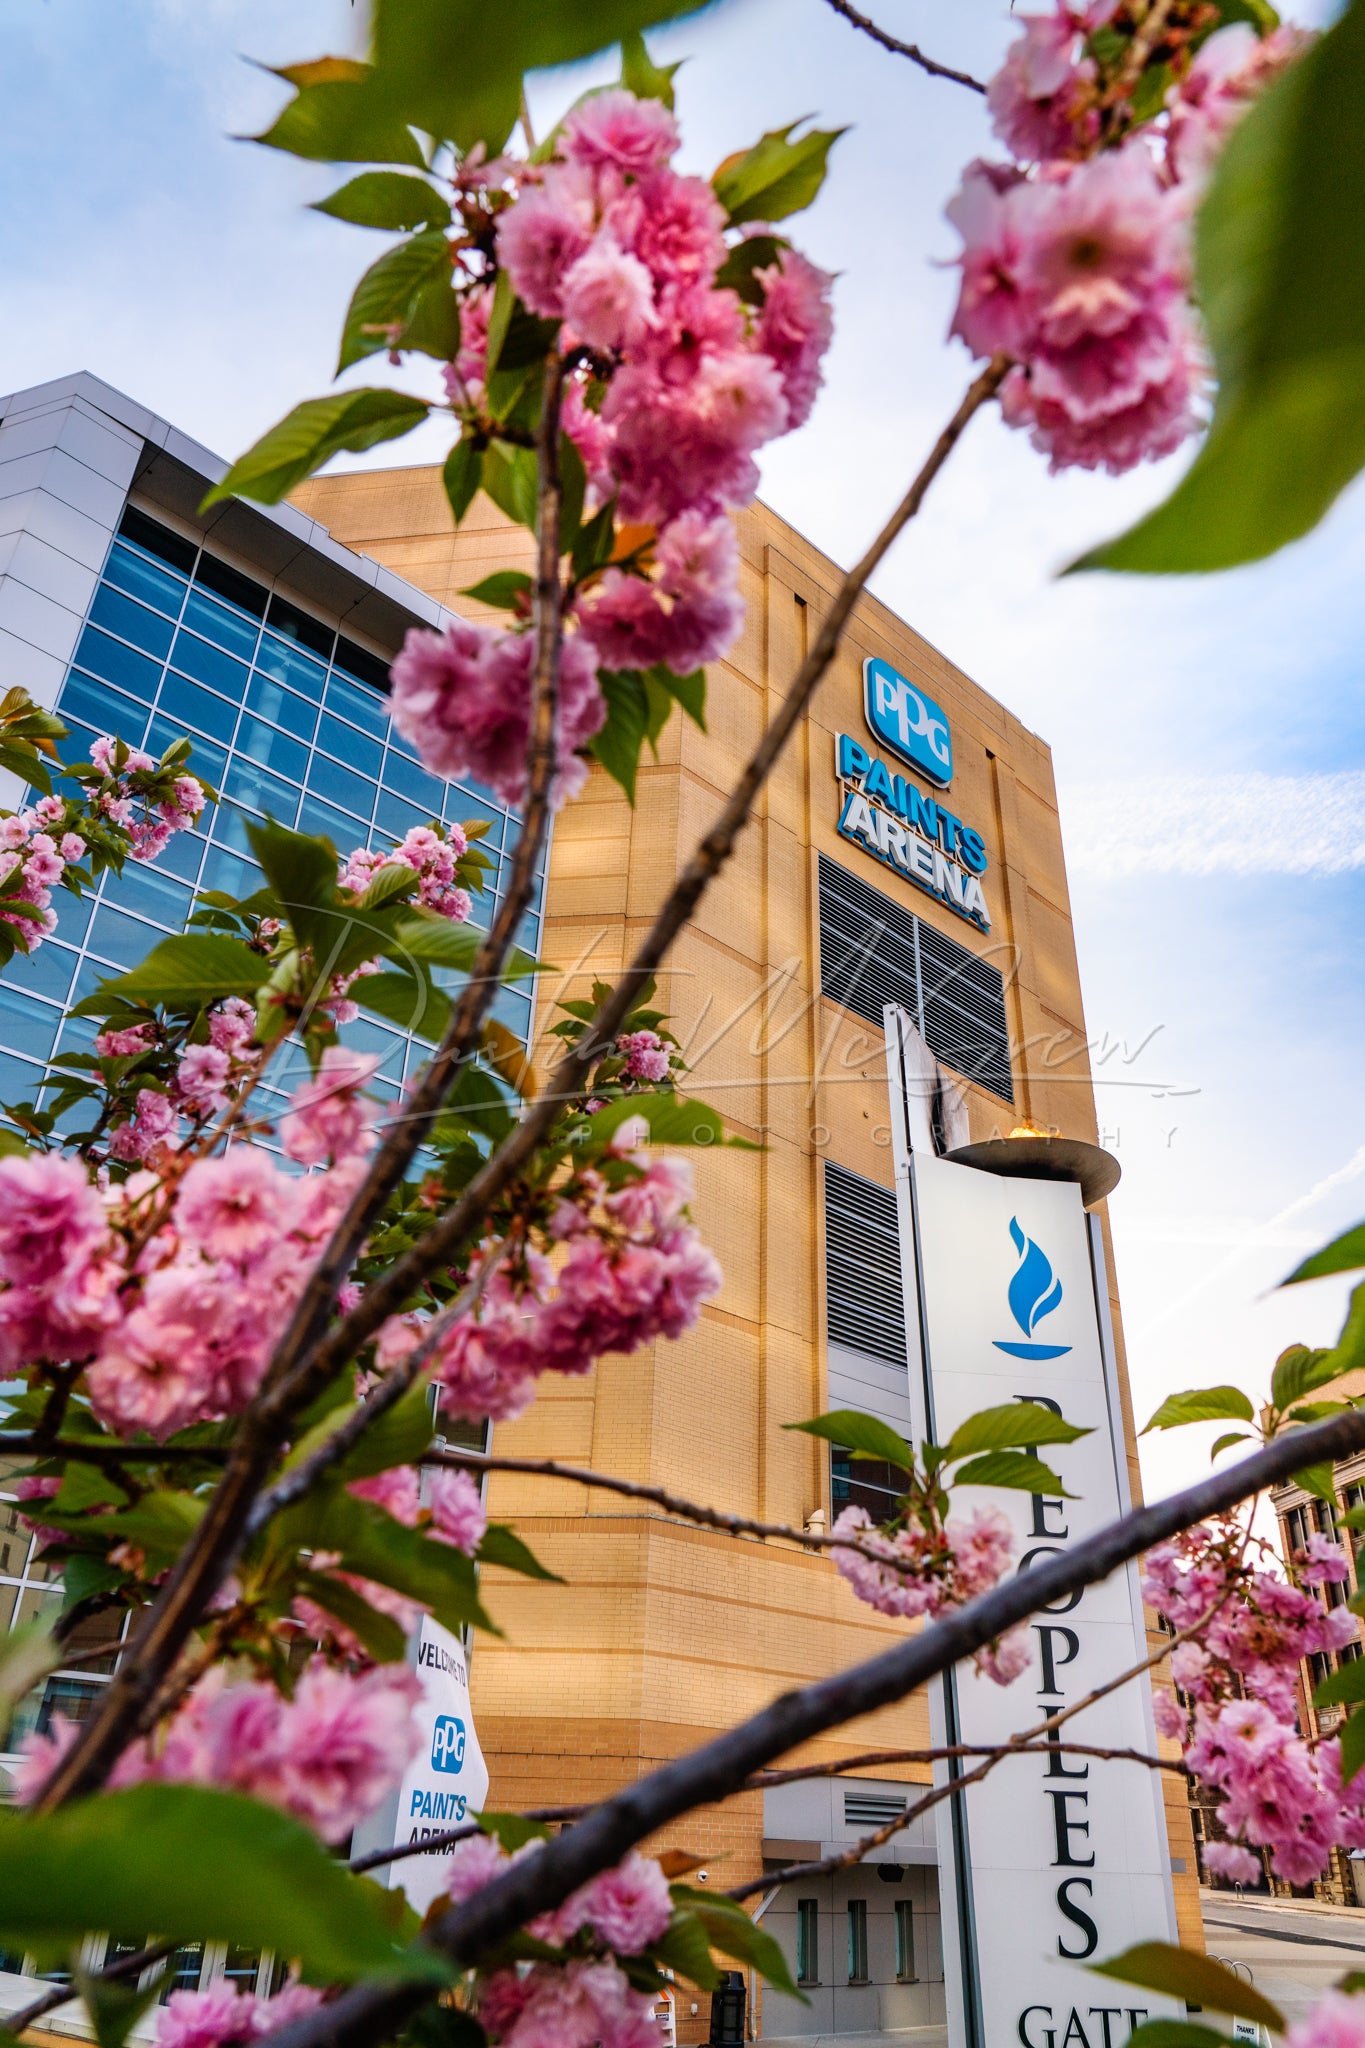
[359,967,451,1043]
[588,670,650,802]
[203,390,429,509]
[1071,2,1365,573]
[461,571,533,612]
[1209,1432,1252,1459]
[1293,1461,1338,1505]
[481,443,540,531]
[367,0,726,155]
[444,438,483,525]
[0,1619,60,1750]
[944,1401,1090,1462]
[76,934,270,1010]
[1142,1386,1256,1432]
[786,1410,911,1470]
[1314,1660,1365,1708]
[0,1784,441,1982]
[294,1485,497,1636]
[476,1811,552,1853]
[678,1894,802,2000]
[712,120,846,226]
[1342,1705,1365,1789]
[293,1569,410,1663]
[619,31,683,108]
[313,171,451,231]
[476,1524,564,1583]
[1271,1344,1341,1410]
[953,1449,1073,1496]
[578,1092,733,1150]
[646,661,706,731]
[1089,1944,1283,2029]
[1284,1222,1365,1287]
[338,231,453,373]
[251,59,427,166]
[74,1960,169,2048]
[653,1911,722,1992]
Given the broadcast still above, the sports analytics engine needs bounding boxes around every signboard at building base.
[885,1007,1180,2048]
[350,1613,489,1916]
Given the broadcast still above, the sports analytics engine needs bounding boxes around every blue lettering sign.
[431,1714,467,1774]
[863,656,953,786]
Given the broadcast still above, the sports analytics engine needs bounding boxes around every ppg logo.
[431,1715,466,1774]
[863,657,953,787]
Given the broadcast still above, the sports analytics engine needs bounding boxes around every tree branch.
[2,1940,176,2033]
[822,0,987,91]
[263,1405,1364,2048]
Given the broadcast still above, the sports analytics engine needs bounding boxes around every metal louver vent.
[824,1161,906,1370]
[817,854,1014,1104]
[844,1792,908,1827]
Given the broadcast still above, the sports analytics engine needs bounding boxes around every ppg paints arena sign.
[835,658,990,931]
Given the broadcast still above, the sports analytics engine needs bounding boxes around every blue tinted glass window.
[256,635,326,700]
[0,987,59,1063]
[324,670,386,739]
[153,829,207,887]
[340,1014,406,1081]
[2,942,75,1009]
[88,904,162,971]
[56,1013,100,1058]
[223,759,298,825]
[60,672,147,744]
[382,752,443,812]
[158,673,239,745]
[102,543,186,620]
[375,790,430,842]
[73,626,162,703]
[0,1050,43,1108]
[145,716,228,790]
[200,845,262,897]
[88,584,176,661]
[209,803,260,858]
[49,889,93,949]
[318,713,382,779]
[236,715,308,785]
[112,864,194,928]
[182,589,259,661]
[246,672,318,743]
[306,754,373,822]
[297,793,359,846]
[170,631,249,701]
[450,792,505,848]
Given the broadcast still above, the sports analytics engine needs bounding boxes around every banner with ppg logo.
[350,1612,490,1913]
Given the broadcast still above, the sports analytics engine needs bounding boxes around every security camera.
[697,1871,708,1883]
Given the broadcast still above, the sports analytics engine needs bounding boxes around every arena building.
[0,373,1200,2043]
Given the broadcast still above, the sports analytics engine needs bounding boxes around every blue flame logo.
[993,1216,1072,1360]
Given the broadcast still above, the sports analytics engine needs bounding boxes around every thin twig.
[3,1940,176,2033]
[262,1403,1352,2048]
[425,1446,944,1575]
[823,0,987,91]
[0,1435,227,1465]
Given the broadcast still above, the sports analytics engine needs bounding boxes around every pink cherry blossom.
[987,9,1099,163]
[390,619,605,808]
[175,1043,233,1118]
[560,235,656,351]
[447,1827,511,1903]
[754,248,835,430]
[109,1087,179,1163]
[281,1047,381,1167]
[429,1467,488,1554]
[209,997,257,1056]
[157,1985,257,2048]
[175,1151,289,1264]
[974,1626,1032,1685]
[495,167,595,320]
[272,1661,422,1840]
[617,1029,670,1082]
[96,1022,156,1058]
[565,1851,673,1953]
[350,1464,422,1527]
[1202,1838,1262,1886]
[0,1151,107,1287]
[561,90,679,178]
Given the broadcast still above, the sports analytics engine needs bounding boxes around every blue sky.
[1,0,1360,1500]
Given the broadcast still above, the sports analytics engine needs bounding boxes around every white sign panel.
[896,1137,1179,2048]
[352,1615,490,1915]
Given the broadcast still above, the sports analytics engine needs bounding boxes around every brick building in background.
[0,374,1200,2042]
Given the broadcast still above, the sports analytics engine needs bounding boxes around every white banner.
[886,1017,1179,2048]
[352,1615,490,1916]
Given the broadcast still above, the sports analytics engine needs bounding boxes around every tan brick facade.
[291,467,1204,1992]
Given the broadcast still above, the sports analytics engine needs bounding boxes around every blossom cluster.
[1145,1520,1362,1885]
[17,1658,422,1845]
[88,734,207,860]
[0,1046,378,1435]
[832,1500,1030,1684]
[949,8,1309,473]
[391,86,834,806]
[0,803,87,951]
[445,1835,674,2048]
[389,1143,722,1425]
[156,1981,323,2048]
[339,819,474,925]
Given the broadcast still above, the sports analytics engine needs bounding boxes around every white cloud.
[1065,772,1365,877]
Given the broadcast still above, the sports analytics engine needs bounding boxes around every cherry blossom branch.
[822,0,987,90]
[264,1403,1365,2048]
[0,1435,228,1464]
[423,1446,939,1573]
[32,360,570,1813]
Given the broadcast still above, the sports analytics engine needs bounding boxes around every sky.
[0,0,1360,1505]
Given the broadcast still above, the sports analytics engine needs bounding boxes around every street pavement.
[1199,1890,1365,2030]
